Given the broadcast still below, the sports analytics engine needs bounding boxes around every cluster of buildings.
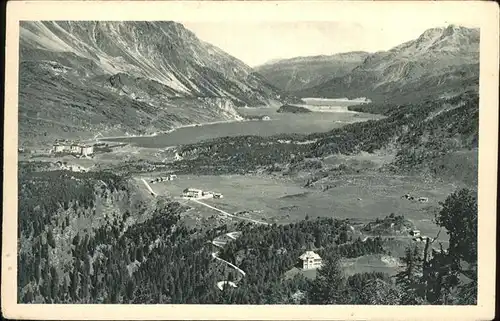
[401,194,429,203]
[52,140,94,157]
[54,161,88,172]
[149,174,177,184]
[182,188,223,199]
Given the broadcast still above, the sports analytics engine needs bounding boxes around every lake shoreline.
[99,117,253,141]
[99,99,381,148]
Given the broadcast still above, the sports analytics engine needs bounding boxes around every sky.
[183,21,478,67]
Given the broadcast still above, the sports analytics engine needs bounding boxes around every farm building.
[213,192,224,199]
[70,144,82,154]
[151,174,177,183]
[413,235,433,243]
[203,191,214,197]
[418,197,429,203]
[401,194,416,201]
[299,251,323,270]
[61,143,94,156]
[80,145,94,156]
[53,143,68,153]
[410,230,421,237]
[182,188,203,198]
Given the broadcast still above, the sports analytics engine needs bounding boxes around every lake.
[101,98,381,148]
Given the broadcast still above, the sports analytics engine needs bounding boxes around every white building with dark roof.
[182,188,203,198]
[53,144,67,153]
[299,251,323,270]
[80,145,94,156]
[70,144,82,154]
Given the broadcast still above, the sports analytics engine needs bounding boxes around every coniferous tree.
[50,266,59,301]
[436,189,477,264]
[125,279,135,302]
[395,245,425,304]
[47,230,56,248]
[23,288,34,303]
[308,255,347,304]
[69,271,78,301]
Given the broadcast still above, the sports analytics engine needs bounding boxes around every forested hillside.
[18,161,477,305]
[174,89,478,185]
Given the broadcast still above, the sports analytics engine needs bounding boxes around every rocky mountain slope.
[19,21,284,145]
[294,25,479,103]
[255,52,369,92]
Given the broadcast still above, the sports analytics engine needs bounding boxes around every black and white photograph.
[2,1,498,320]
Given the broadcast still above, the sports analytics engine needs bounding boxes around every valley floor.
[133,168,455,281]
[139,172,456,238]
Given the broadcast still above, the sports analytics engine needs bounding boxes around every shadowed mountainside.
[255,52,369,92]
[19,21,288,145]
[293,25,479,103]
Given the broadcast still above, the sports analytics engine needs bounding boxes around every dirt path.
[226,232,240,240]
[211,231,247,291]
[211,251,246,277]
[140,178,157,197]
[190,199,269,225]
[212,240,226,248]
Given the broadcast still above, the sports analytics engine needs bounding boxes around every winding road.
[141,178,157,197]
[137,177,260,290]
[190,199,269,225]
[211,251,246,277]
[211,232,247,291]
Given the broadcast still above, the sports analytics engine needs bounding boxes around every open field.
[284,267,318,280]
[140,172,460,244]
[340,254,403,277]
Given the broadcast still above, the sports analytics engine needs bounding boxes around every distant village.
[52,140,95,157]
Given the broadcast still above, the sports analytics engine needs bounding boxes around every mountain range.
[19,21,285,145]
[19,22,479,146]
[260,25,479,103]
[255,52,369,92]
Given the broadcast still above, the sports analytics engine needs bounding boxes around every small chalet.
[299,251,323,270]
[410,230,421,237]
